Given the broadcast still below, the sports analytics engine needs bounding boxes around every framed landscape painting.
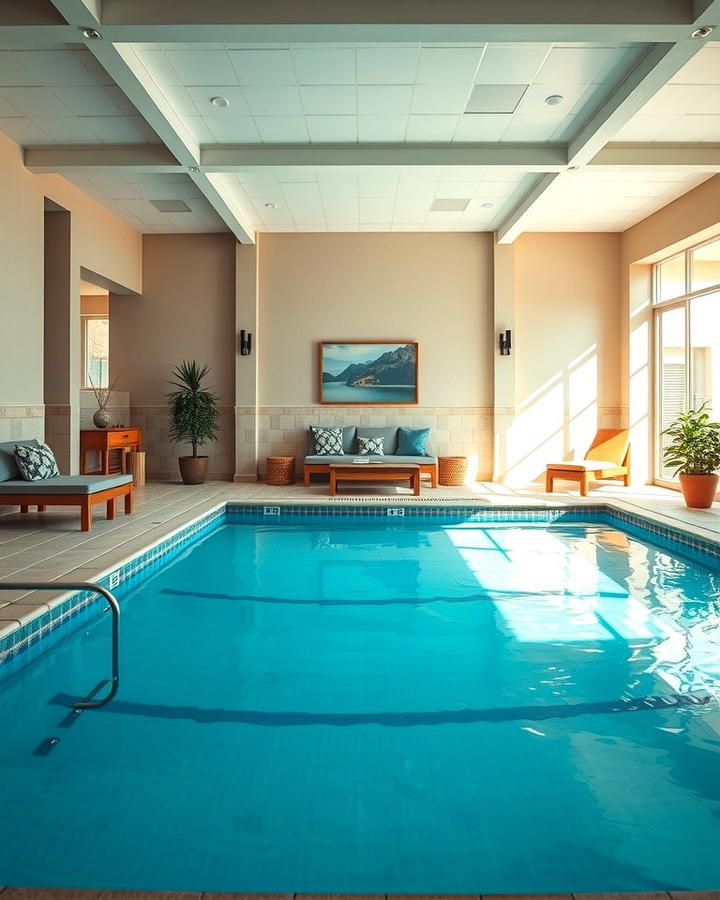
[319,341,419,405]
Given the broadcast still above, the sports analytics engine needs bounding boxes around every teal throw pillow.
[396,427,430,456]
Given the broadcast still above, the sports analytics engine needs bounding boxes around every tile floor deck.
[0,478,719,639]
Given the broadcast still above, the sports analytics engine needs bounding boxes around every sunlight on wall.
[503,344,599,485]
[628,275,651,484]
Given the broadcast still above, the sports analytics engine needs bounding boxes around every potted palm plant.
[662,403,720,508]
[167,360,220,485]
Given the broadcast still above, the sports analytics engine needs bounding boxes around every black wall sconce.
[499,329,512,356]
[239,330,252,356]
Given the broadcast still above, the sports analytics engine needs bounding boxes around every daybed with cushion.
[0,440,134,531]
[303,425,438,487]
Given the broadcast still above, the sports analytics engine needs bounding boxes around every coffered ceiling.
[1,0,720,242]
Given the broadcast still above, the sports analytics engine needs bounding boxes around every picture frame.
[318,341,419,405]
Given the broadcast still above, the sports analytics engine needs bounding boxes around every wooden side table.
[438,456,468,486]
[80,427,142,475]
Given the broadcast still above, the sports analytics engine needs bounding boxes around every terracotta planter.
[679,473,719,509]
[178,455,209,485]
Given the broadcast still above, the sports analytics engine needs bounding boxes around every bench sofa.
[0,440,134,531]
[303,425,438,487]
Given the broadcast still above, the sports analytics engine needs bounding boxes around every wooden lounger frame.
[0,482,134,531]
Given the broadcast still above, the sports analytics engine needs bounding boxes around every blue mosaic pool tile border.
[0,504,225,671]
[2,499,719,677]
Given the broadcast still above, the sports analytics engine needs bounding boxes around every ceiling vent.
[465,84,528,114]
[431,199,469,212]
[150,200,192,213]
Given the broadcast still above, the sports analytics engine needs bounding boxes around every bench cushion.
[305,455,437,466]
[0,473,133,495]
[0,440,39,482]
[547,459,621,472]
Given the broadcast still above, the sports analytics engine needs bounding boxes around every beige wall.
[258,232,492,407]
[111,233,237,479]
[254,232,494,479]
[621,175,720,485]
[495,233,623,484]
[0,129,141,451]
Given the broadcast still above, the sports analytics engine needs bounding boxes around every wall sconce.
[239,330,252,356]
[499,329,512,356]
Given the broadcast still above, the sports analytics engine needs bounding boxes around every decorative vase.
[679,473,719,509]
[93,408,112,429]
[178,455,208,485]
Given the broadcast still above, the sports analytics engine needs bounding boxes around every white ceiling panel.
[15,50,110,86]
[0,85,70,117]
[355,47,419,84]
[254,116,309,142]
[187,86,250,115]
[357,115,408,141]
[242,85,303,116]
[299,85,356,115]
[410,83,471,114]
[306,115,357,142]
[228,49,295,85]
[405,115,459,141]
[164,50,238,85]
[415,47,484,83]
[292,48,355,85]
[474,45,550,84]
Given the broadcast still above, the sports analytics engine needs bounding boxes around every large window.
[653,237,720,484]
[81,315,109,388]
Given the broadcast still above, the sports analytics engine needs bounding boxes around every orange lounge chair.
[545,429,631,497]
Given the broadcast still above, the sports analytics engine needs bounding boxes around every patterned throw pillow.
[14,442,60,481]
[357,436,384,456]
[309,426,344,456]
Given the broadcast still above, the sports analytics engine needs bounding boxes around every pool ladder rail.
[0,580,119,709]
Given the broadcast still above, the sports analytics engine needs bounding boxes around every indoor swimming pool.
[0,507,718,893]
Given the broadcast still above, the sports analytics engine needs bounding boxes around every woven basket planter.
[266,455,295,486]
[438,456,468,487]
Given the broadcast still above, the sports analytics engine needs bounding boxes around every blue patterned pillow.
[396,427,430,456]
[14,442,60,480]
[358,436,384,455]
[309,426,344,456]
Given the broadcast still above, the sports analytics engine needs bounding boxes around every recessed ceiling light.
[545,94,564,106]
[568,165,580,171]
[211,96,230,108]
[481,202,494,209]
[188,166,200,173]
[691,25,713,38]
[265,202,277,209]
[80,26,102,39]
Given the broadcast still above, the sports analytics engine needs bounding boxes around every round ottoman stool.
[438,456,468,486]
[266,455,295,485]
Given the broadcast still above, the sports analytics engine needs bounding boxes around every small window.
[656,253,686,302]
[81,316,109,388]
[691,238,720,293]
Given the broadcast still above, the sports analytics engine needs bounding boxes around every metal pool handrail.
[0,580,119,709]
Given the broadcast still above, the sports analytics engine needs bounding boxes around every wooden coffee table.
[329,463,421,496]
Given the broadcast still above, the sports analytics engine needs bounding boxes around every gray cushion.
[307,426,356,454]
[305,455,436,465]
[356,426,399,455]
[0,473,132,495]
[0,440,39,482]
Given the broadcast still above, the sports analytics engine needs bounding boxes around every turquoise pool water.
[0,513,719,893]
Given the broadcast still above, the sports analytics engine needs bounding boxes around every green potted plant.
[662,402,720,508]
[167,360,220,485]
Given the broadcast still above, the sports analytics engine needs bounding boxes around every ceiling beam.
[24,145,184,174]
[0,0,710,45]
[495,11,719,243]
[200,144,568,172]
[46,0,255,243]
[590,143,720,171]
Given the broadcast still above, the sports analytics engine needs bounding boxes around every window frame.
[652,234,720,487]
[80,313,110,390]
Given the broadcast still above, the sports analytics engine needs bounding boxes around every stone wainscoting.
[0,405,44,443]
[253,406,495,481]
[129,405,236,481]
